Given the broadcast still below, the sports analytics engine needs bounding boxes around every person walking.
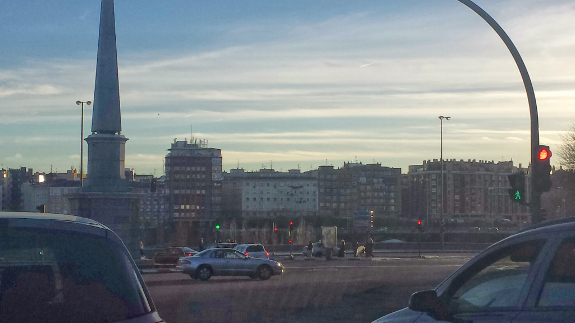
[199,238,205,252]
[139,239,145,259]
[307,240,313,257]
[338,240,346,257]
[352,241,359,257]
[366,238,374,257]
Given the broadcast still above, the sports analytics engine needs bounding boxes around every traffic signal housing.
[150,178,157,192]
[533,145,552,192]
[508,172,526,204]
[370,210,374,228]
[417,220,424,232]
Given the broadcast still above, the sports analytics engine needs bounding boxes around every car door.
[168,248,183,264]
[420,238,548,322]
[208,249,228,275]
[513,233,575,322]
[223,250,253,275]
[154,248,169,264]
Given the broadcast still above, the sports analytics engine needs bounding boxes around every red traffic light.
[417,220,422,225]
[288,239,292,244]
[538,147,551,161]
[289,221,293,226]
[274,227,278,232]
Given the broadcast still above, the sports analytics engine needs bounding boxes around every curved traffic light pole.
[457,0,542,222]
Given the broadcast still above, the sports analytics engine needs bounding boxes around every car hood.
[372,307,423,323]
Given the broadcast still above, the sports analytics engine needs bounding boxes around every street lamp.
[438,116,451,249]
[76,100,91,187]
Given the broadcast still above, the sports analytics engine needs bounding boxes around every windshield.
[0,226,153,323]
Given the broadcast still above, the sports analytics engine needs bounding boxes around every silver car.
[178,248,283,281]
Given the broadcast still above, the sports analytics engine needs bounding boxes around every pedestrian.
[139,239,145,259]
[338,240,346,257]
[307,240,313,257]
[366,238,374,257]
[199,238,204,252]
[352,241,359,257]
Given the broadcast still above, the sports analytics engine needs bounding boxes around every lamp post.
[438,115,451,249]
[76,100,91,187]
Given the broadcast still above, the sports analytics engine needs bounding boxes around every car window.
[449,240,543,314]
[211,250,225,258]
[253,245,264,252]
[0,226,152,323]
[225,251,238,259]
[538,237,575,307]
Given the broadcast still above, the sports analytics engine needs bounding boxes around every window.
[449,240,542,315]
[538,238,575,307]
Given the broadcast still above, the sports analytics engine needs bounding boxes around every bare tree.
[558,124,575,170]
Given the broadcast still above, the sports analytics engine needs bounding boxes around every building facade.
[165,139,223,226]
[315,162,402,222]
[406,159,530,226]
[223,168,318,218]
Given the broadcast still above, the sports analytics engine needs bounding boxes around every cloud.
[5,154,23,161]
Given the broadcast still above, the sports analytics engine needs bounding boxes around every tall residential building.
[315,162,402,220]
[165,139,222,228]
[406,159,530,225]
[222,168,318,218]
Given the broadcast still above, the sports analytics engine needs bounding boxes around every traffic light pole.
[457,0,541,223]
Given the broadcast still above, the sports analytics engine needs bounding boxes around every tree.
[558,123,575,170]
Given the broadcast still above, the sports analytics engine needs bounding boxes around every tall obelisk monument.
[85,0,128,193]
[69,0,140,254]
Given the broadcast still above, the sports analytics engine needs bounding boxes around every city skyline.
[1,0,574,175]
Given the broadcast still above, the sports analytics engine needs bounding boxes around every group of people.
[306,238,375,258]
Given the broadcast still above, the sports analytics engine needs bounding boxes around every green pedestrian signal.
[508,172,526,204]
[215,224,220,230]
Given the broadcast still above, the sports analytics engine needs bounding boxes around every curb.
[140,267,182,274]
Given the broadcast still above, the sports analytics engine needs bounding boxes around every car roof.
[0,211,122,244]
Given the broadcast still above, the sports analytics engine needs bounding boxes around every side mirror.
[408,290,441,312]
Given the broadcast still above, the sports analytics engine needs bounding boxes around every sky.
[1,0,575,176]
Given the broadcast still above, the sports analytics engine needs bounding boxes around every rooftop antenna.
[190,125,194,144]
[270,160,273,170]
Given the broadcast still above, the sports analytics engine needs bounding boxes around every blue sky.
[1,0,574,176]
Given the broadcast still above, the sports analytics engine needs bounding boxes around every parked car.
[206,242,238,249]
[234,243,269,259]
[153,246,197,264]
[0,212,162,323]
[178,248,283,281]
[373,217,575,322]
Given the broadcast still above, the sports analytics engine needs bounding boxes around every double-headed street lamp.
[76,100,91,187]
[438,115,451,249]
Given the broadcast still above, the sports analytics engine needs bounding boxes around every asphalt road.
[144,255,472,322]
